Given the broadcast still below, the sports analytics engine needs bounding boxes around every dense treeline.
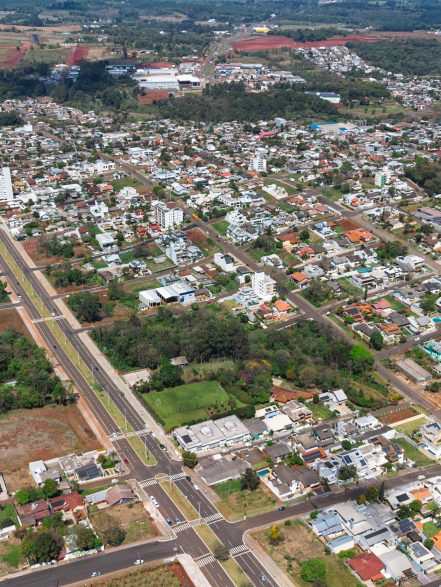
[0,65,48,100]
[0,110,24,127]
[301,73,389,104]
[92,309,376,408]
[0,330,71,413]
[154,82,338,122]
[405,159,441,195]
[348,39,441,76]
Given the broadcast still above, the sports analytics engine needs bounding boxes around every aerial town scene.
[0,0,441,586]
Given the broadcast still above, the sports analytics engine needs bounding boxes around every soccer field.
[142,381,234,430]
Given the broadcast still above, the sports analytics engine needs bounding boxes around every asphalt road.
[0,227,277,587]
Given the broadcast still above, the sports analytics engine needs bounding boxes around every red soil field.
[138,90,169,104]
[68,44,89,66]
[232,33,409,52]
[0,42,30,68]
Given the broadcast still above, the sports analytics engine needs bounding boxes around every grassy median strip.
[160,481,198,520]
[0,241,155,467]
[194,522,250,586]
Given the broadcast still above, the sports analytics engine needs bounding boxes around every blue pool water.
[433,317,441,323]
[257,468,270,477]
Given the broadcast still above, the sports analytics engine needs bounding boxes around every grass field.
[395,416,426,436]
[181,359,236,383]
[263,178,297,196]
[254,519,359,587]
[395,438,435,468]
[306,401,334,421]
[214,481,277,521]
[0,540,22,576]
[212,220,229,235]
[142,381,234,430]
[423,521,441,538]
[83,561,189,586]
[111,177,142,192]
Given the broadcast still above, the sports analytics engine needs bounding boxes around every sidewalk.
[243,529,295,587]
[177,554,211,587]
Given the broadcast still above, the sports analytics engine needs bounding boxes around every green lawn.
[215,483,277,521]
[383,295,406,312]
[423,521,441,538]
[337,278,362,297]
[112,177,142,192]
[212,220,229,235]
[395,438,434,468]
[142,381,236,430]
[395,416,426,436]
[215,479,242,499]
[264,178,297,196]
[0,504,18,528]
[0,541,22,569]
[306,401,334,421]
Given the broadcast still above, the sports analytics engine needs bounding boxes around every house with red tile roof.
[348,551,385,582]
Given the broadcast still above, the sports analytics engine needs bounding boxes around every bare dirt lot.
[0,308,31,338]
[380,407,420,425]
[0,404,101,492]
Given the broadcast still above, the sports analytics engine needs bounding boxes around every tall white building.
[152,200,184,229]
[249,156,267,173]
[0,167,13,201]
[252,271,277,301]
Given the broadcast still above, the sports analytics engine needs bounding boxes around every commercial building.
[396,358,432,383]
[0,167,13,201]
[173,416,251,452]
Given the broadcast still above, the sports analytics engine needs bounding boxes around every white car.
[91,571,101,577]
[149,495,159,507]
[134,559,144,565]
[193,484,199,491]
[417,474,426,481]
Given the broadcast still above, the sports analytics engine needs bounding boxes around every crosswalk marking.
[138,478,157,488]
[109,428,150,442]
[230,545,249,556]
[196,555,216,567]
[205,512,223,523]
[174,522,191,533]
[170,472,186,480]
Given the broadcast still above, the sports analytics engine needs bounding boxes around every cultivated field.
[141,380,234,430]
[0,404,101,491]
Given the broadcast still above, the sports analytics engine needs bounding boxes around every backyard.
[141,380,238,430]
[253,519,360,587]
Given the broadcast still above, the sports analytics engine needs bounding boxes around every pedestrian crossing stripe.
[174,522,191,532]
[138,478,157,488]
[196,555,215,567]
[170,472,186,480]
[205,512,223,523]
[230,545,249,556]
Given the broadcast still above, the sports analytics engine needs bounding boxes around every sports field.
[142,380,234,430]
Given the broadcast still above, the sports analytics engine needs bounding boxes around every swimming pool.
[257,468,270,478]
[433,317,441,323]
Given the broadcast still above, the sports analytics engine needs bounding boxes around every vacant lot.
[142,380,233,430]
[22,238,89,266]
[254,519,359,587]
[381,409,422,426]
[0,308,30,337]
[0,539,23,577]
[90,502,156,545]
[0,404,100,491]
[395,438,434,468]
[215,481,277,521]
[85,562,192,586]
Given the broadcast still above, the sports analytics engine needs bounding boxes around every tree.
[341,439,352,451]
[349,345,374,374]
[74,526,101,551]
[424,538,434,550]
[300,558,327,583]
[15,489,32,506]
[357,494,366,505]
[41,479,59,500]
[338,465,357,481]
[240,468,260,491]
[67,291,102,323]
[22,529,63,564]
[366,486,379,502]
[369,331,384,351]
[102,525,126,547]
[378,481,385,502]
[300,229,310,241]
[213,542,229,561]
[182,451,198,469]
[268,524,284,545]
